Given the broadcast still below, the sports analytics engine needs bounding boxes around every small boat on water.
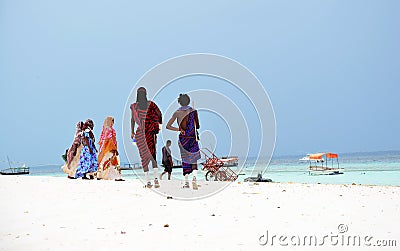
[299,154,310,161]
[307,152,344,175]
[122,160,184,170]
[120,163,142,170]
[0,157,29,175]
[220,156,239,167]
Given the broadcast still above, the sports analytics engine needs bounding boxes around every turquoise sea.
[252,151,400,186]
[23,151,400,186]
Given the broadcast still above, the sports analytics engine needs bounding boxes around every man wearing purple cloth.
[166,94,201,190]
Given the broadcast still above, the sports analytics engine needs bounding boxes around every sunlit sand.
[0,176,398,250]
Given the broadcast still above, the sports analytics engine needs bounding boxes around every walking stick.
[192,100,199,142]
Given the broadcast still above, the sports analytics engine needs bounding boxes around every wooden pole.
[192,101,199,142]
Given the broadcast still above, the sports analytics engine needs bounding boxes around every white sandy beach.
[0,176,399,251]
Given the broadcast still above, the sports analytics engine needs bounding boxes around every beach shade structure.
[326,153,338,159]
[309,153,325,160]
[308,152,343,176]
[309,153,338,160]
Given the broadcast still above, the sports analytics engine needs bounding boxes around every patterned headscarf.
[73,121,84,143]
[103,116,114,128]
[85,119,94,130]
[99,116,116,147]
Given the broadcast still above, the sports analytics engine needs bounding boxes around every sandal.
[183,181,190,189]
[154,178,160,188]
[192,179,198,190]
[146,182,153,188]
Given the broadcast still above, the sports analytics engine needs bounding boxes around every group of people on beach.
[62,87,201,190]
[62,117,124,181]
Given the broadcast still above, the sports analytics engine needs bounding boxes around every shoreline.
[27,169,400,187]
[1,176,399,250]
[27,173,400,188]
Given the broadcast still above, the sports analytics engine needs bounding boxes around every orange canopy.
[309,152,338,160]
[326,153,338,159]
[309,153,325,160]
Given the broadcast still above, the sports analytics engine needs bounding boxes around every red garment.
[130,101,162,167]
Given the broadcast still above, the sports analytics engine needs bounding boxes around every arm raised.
[166,112,180,132]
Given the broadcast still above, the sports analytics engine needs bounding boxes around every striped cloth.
[130,101,162,169]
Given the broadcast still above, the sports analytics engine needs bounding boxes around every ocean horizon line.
[14,149,400,168]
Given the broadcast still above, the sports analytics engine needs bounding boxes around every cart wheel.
[205,171,216,181]
[216,171,227,181]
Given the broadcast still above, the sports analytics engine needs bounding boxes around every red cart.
[200,148,238,181]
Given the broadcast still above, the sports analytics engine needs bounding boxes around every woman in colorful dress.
[97,116,124,181]
[75,119,98,179]
[130,87,162,188]
[61,121,84,179]
[166,94,201,189]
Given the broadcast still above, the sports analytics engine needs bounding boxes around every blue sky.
[1,0,399,165]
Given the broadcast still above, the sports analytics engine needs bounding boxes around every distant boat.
[0,156,29,175]
[221,156,239,167]
[299,154,310,161]
[170,160,182,169]
[120,163,142,170]
[307,152,344,175]
[122,161,183,170]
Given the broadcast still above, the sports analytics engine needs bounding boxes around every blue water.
[243,151,400,186]
[24,151,400,186]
